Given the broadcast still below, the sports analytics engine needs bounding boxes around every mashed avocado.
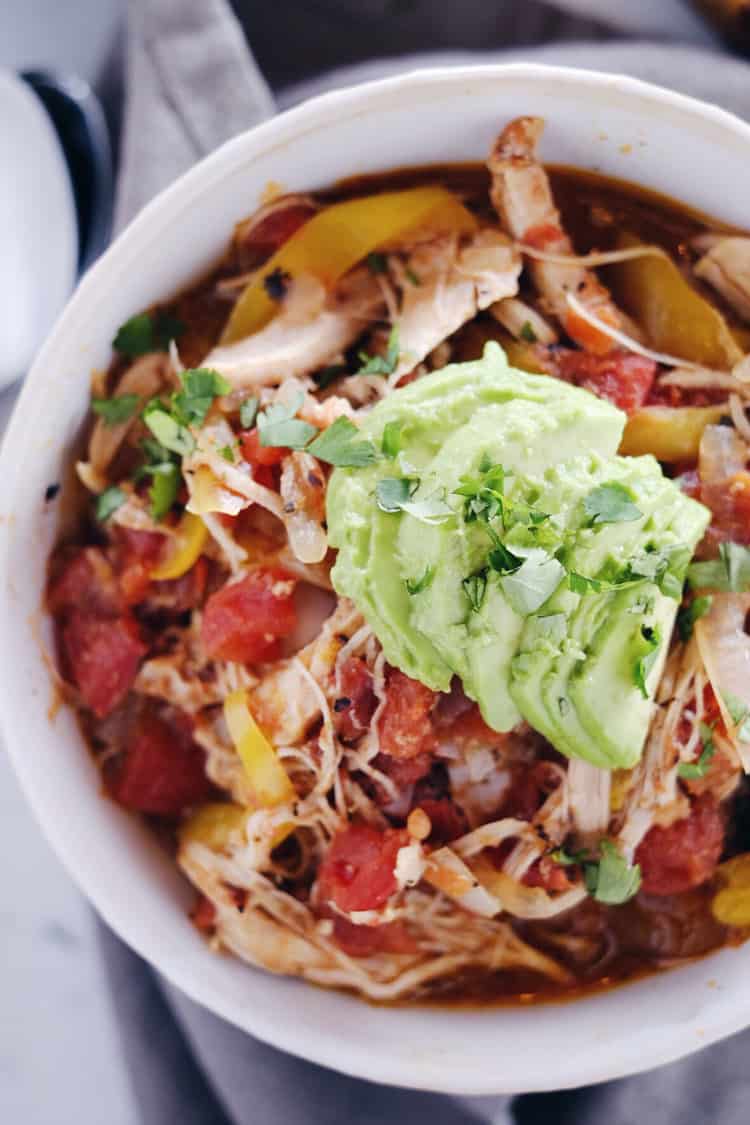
[327,343,710,769]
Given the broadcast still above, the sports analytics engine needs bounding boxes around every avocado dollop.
[327,343,710,769]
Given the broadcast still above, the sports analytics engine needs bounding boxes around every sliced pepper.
[221,186,478,344]
[179,801,247,849]
[610,233,742,369]
[712,853,750,928]
[223,688,295,808]
[151,513,208,580]
[619,404,727,462]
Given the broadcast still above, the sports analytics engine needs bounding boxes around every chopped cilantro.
[147,461,180,519]
[688,541,750,593]
[584,481,642,526]
[306,417,377,467]
[173,368,231,427]
[219,444,235,463]
[568,570,603,595]
[723,691,750,741]
[488,541,523,574]
[113,310,183,357]
[551,845,590,867]
[678,722,716,779]
[92,394,140,426]
[633,623,661,699]
[95,485,126,522]
[405,266,421,286]
[406,565,435,595]
[499,548,566,616]
[381,420,403,459]
[463,572,487,613]
[256,394,317,450]
[376,477,414,512]
[143,403,195,457]
[366,252,387,274]
[583,840,641,905]
[358,325,400,376]
[519,321,537,343]
[676,595,712,642]
[239,396,259,430]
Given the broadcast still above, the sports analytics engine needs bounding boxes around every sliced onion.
[567,758,611,839]
[471,858,587,920]
[520,243,669,269]
[565,292,729,375]
[423,847,500,918]
[695,593,750,771]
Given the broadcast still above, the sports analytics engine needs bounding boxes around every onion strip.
[519,243,669,269]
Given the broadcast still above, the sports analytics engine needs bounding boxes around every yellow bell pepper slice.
[611,233,742,369]
[221,186,478,344]
[179,802,247,850]
[223,689,295,808]
[151,513,208,580]
[712,854,750,928]
[619,404,727,462]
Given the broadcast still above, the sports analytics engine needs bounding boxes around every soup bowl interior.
[2,64,750,1095]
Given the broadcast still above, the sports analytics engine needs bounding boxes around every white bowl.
[2,64,750,1096]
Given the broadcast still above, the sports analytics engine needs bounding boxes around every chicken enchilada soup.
[48,116,750,1002]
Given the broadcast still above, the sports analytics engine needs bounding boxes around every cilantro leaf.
[239,397,259,430]
[405,565,435,596]
[633,623,661,699]
[257,396,317,450]
[113,313,155,358]
[113,310,183,358]
[95,486,126,522]
[688,541,750,593]
[584,482,642,526]
[519,321,537,343]
[462,572,487,613]
[551,846,590,867]
[678,722,716,779]
[488,541,523,574]
[376,477,414,512]
[173,368,231,427]
[143,404,195,457]
[405,266,421,286]
[499,549,566,616]
[92,394,140,426]
[306,417,377,467]
[219,445,236,463]
[568,570,603,595]
[381,420,403,459]
[358,325,400,376]
[584,840,641,905]
[723,691,750,741]
[677,595,712,642]
[146,461,180,520]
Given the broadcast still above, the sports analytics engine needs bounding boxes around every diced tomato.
[328,914,415,958]
[240,427,287,468]
[317,824,408,914]
[636,795,725,895]
[201,567,297,664]
[556,348,656,414]
[523,855,573,893]
[413,797,468,845]
[239,201,314,260]
[333,657,377,742]
[61,611,147,717]
[379,667,437,760]
[191,894,217,934]
[107,711,215,815]
[149,557,208,613]
[48,547,121,617]
[114,528,166,605]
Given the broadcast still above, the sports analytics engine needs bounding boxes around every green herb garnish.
[584,840,641,905]
[678,722,716,779]
[381,420,403,459]
[113,310,184,358]
[256,394,317,450]
[306,416,377,467]
[633,623,661,699]
[95,486,126,522]
[366,252,388,274]
[406,565,435,595]
[92,394,140,426]
[519,321,537,343]
[676,595,712,642]
[142,403,195,457]
[358,325,400,376]
[173,368,231,427]
[462,572,488,613]
[239,396,259,430]
[405,266,421,286]
[688,541,750,593]
[584,482,643,526]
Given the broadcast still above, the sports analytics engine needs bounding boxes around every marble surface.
[0,3,135,1118]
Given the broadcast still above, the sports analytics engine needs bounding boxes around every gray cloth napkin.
[107,2,750,1122]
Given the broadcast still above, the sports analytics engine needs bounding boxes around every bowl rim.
[4,61,750,1094]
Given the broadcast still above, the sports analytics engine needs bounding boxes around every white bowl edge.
[2,63,750,1095]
